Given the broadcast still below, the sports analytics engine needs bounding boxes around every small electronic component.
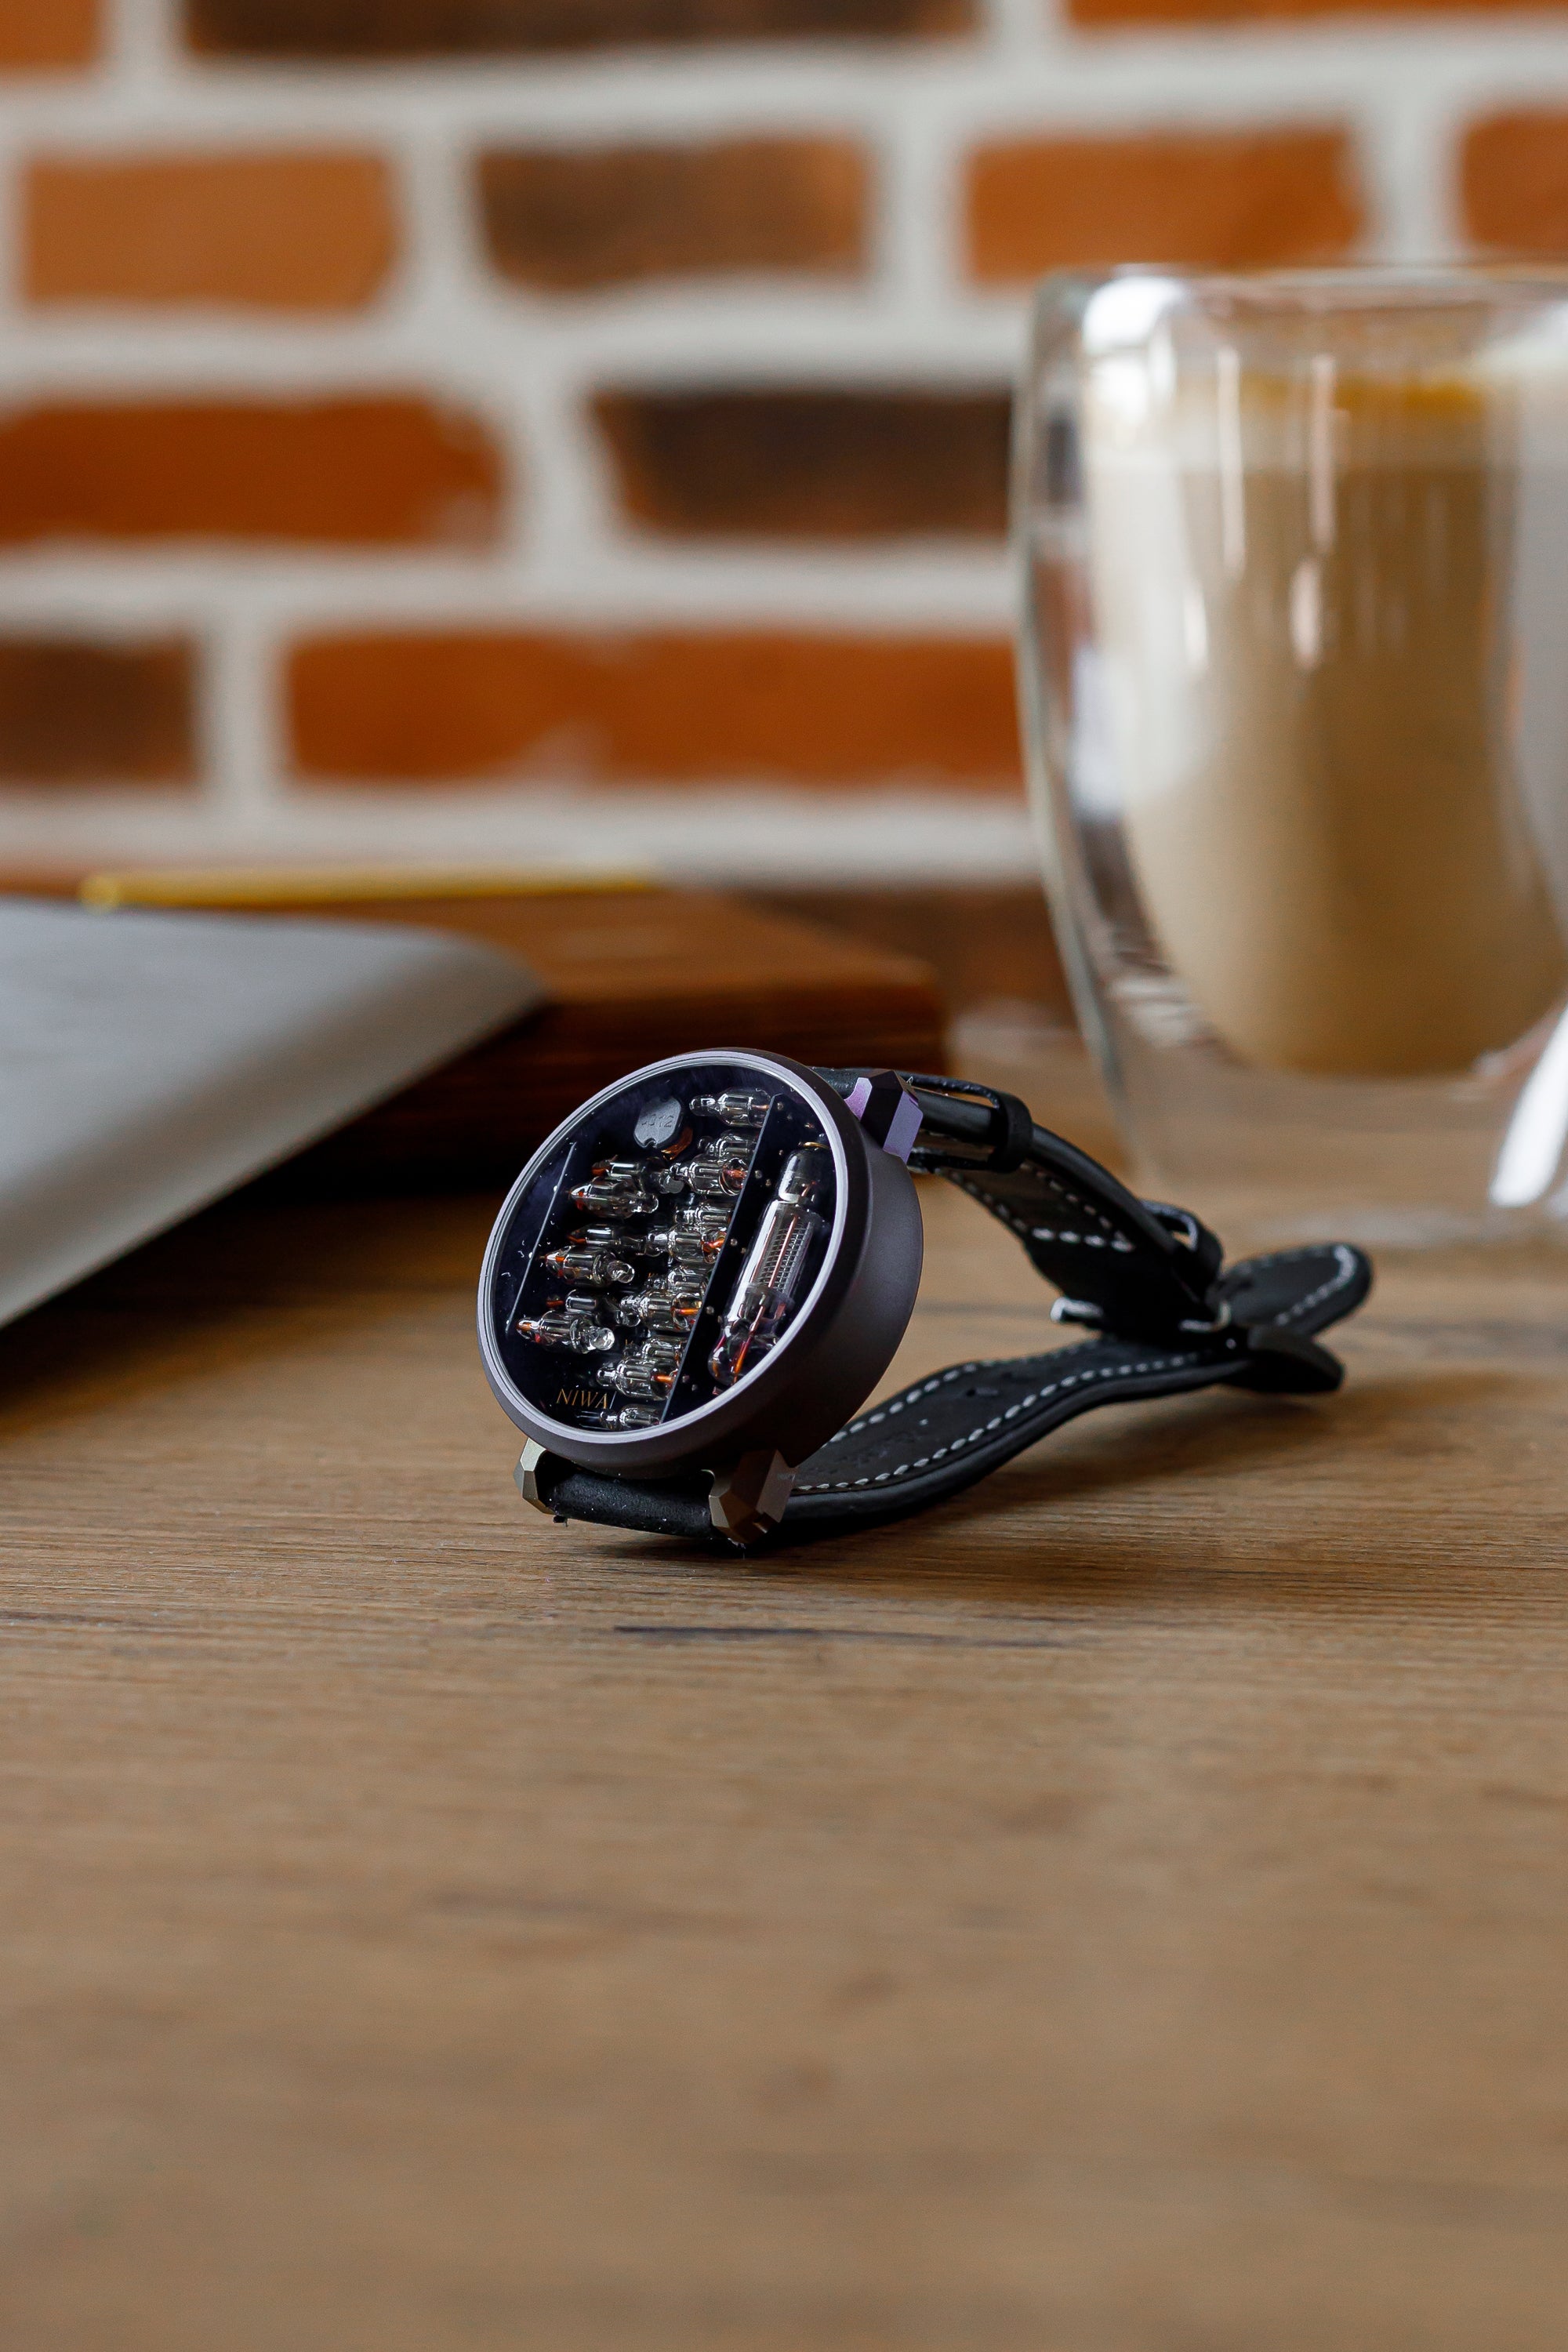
[633,1095,687,1149]
[583,1221,667,1261]
[661,1203,730,1269]
[544,1239,635,1287]
[610,1336,684,1398]
[515,1302,616,1355]
[709,1144,829,1389]
[614,1275,706,1334]
[575,1399,666,1430]
[571,1161,656,1218]
[684,1133,754,1199]
[691,1090,771,1127]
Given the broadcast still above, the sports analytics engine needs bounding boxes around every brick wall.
[0,0,1563,886]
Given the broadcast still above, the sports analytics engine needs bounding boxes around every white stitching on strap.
[795,1348,1203,1493]
[797,1245,1359,1497]
[1275,1243,1360,1323]
[953,1170,1138,1255]
[1233,1242,1360,1325]
[826,1357,991,1445]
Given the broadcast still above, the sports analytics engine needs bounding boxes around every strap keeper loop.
[901,1072,1033,1173]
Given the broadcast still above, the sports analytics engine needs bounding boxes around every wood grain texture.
[285,886,946,1186]
[4,1045,1568,2348]
[0,883,946,1188]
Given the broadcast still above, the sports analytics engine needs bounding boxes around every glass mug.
[1016,264,1568,1246]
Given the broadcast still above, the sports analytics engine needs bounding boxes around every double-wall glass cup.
[1017,265,1568,1244]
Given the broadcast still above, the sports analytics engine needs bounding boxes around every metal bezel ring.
[476,1049,924,1479]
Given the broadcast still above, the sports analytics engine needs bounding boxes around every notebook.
[0,898,540,1330]
[43,870,948,1189]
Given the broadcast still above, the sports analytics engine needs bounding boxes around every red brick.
[288,630,1021,789]
[593,389,1010,539]
[0,638,195,783]
[478,139,868,292]
[968,128,1363,279]
[1461,113,1568,255]
[0,399,502,546]
[24,153,397,310]
[187,0,975,56]
[0,0,98,68]
[1071,0,1560,22]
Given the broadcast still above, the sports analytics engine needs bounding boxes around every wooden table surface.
[5,1046,1568,2350]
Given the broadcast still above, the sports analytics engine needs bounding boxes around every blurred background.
[0,0,1561,1018]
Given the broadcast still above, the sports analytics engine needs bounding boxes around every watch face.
[485,1058,841,1436]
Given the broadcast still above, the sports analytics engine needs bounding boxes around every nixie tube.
[709,1146,828,1389]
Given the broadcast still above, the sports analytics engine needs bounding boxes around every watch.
[477,1049,1372,1550]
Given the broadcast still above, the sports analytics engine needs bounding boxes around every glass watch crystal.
[485,1059,840,1437]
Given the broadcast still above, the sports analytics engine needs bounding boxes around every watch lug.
[514,1439,564,1515]
[707,1450,796,1544]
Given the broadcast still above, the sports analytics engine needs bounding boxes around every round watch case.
[476,1050,924,1480]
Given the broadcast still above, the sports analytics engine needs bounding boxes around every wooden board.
[303,884,945,1186]
[0,879,946,1189]
[5,1033,1568,2349]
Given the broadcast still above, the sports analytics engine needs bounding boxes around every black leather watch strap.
[780,1237,1367,1535]
[535,1068,1372,1552]
[877,1069,1228,1343]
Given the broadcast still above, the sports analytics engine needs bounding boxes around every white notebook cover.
[0,898,543,1330]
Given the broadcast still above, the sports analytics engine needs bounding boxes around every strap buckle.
[1050,1296,1103,1330]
